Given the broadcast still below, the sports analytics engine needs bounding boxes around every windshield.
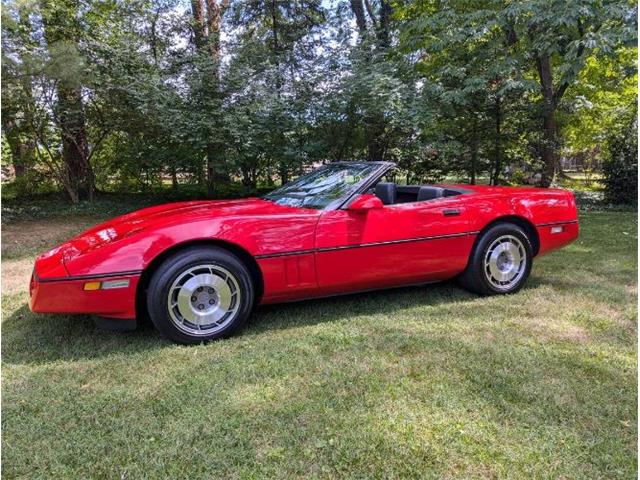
[263,163,380,210]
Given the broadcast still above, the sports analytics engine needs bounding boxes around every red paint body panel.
[314,197,473,294]
[258,254,319,302]
[459,185,579,256]
[30,184,579,320]
[59,199,320,277]
[314,236,474,296]
[33,245,69,279]
[29,273,139,319]
[462,186,578,230]
[536,222,580,256]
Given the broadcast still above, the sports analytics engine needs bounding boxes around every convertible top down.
[30,162,579,343]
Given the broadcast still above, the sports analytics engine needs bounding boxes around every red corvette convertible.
[30,162,579,344]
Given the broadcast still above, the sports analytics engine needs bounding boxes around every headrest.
[417,186,445,201]
[375,182,397,205]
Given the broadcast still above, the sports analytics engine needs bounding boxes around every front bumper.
[29,270,140,320]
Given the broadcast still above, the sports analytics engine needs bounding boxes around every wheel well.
[135,239,264,321]
[476,216,540,256]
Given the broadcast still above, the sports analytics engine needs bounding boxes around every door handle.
[443,209,460,217]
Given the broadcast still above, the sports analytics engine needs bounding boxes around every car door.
[314,196,474,295]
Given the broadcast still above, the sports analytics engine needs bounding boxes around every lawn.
[1,208,637,479]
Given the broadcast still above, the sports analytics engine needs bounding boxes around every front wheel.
[147,246,255,344]
[458,223,533,295]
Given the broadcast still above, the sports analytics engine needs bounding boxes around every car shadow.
[247,281,479,335]
[1,304,168,366]
[2,281,485,366]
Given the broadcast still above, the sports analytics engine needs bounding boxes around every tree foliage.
[1,0,637,202]
[602,111,637,205]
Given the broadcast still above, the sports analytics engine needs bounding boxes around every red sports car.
[30,162,579,344]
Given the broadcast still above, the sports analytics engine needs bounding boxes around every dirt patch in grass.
[558,325,590,343]
[2,258,34,296]
[1,217,101,260]
[1,217,103,295]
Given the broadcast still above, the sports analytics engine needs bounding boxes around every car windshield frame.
[263,162,394,211]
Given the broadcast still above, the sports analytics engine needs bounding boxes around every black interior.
[370,182,465,205]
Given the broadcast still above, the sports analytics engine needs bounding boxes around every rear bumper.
[536,220,579,256]
[29,271,140,320]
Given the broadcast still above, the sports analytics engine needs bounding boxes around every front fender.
[63,214,319,277]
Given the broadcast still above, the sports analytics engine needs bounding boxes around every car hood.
[34,198,304,278]
[67,197,303,253]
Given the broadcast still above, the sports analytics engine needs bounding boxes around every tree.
[189,0,230,195]
[0,0,636,200]
[348,0,399,160]
[225,0,325,183]
[40,0,97,202]
[1,0,139,202]
[602,111,637,205]
[397,0,636,186]
[1,5,37,186]
[506,0,636,185]
[397,0,537,184]
[562,48,638,157]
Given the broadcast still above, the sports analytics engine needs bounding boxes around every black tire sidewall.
[147,247,254,344]
[468,223,533,295]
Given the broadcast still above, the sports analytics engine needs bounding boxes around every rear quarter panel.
[462,187,579,256]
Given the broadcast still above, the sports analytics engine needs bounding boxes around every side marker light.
[83,282,101,291]
[102,279,130,290]
[84,280,130,291]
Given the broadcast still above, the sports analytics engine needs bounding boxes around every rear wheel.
[458,223,533,295]
[147,246,254,344]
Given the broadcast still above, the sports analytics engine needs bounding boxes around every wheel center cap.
[190,287,218,312]
[497,252,513,271]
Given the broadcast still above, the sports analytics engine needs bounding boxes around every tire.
[458,222,533,296]
[146,246,254,344]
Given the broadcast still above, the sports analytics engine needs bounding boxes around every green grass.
[1,211,637,479]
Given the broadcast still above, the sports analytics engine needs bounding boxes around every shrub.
[602,119,638,206]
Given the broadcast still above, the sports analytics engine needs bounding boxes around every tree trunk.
[1,117,29,180]
[241,164,257,189]
[208,0,230,191]
[5,5,37,184]
[206,144,227,196]
[365,115,387,161]
[42,1,94,203]
[279,167,289,185]
[492,95,502,185]
[376,0,392,47]
[270,0,281,90]
[57,86,94,202]
[470,137,478,185]
[190,0,207,49]
[367,130,386,161]
[150,7,160,65]
[268,0,290,185]
[349,0,392,164]
[536,54,558,187]
[350,0,367,34]
[191,0,230,196]
[206,0,225,68]
[14,149,27,178]
[171,165,178,190]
